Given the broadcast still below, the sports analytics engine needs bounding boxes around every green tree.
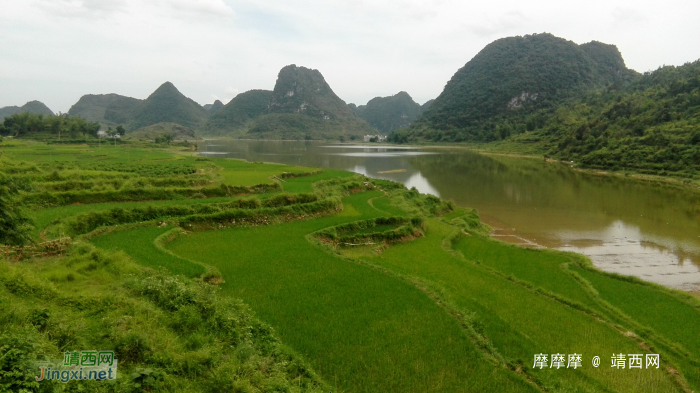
[154,133,172,144]
[106,127,118,146]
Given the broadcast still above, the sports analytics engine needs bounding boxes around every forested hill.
[0,100,54,120]
[68,83,209,133]
[68,93,143,129]
[349,91,425,134]
[203,90,272,135]
[128,82,209,131]
[267,64,355,120]
[201,65,374,140]
[519,60,700,176]
[399,33,638,142]
[203,99,224,115]
[392,58,700,177]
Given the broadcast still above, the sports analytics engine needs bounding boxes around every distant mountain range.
[245,64,375,139]
[6,32,697,153]
[60,65,391,140]
[3,66,425,140]
[203,90,272,136]
[203,100,224,115]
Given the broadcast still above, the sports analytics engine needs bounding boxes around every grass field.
[2,140,699,393]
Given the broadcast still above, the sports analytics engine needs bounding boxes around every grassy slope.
[453,237,602,311]
[368,196,409,217]
[0,245,328,392]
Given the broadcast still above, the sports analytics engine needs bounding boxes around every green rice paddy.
[3,140,699,393]
[166,192,533,393]
[89,225,205,278]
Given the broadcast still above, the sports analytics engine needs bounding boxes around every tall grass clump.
[312,216,425,247]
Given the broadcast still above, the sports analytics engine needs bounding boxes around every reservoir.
[198,140,700,292]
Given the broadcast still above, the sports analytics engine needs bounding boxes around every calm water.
[198,140,700,292]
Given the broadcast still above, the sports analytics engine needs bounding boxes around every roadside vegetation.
[1,140,699,392]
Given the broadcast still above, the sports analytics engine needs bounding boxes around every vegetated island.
[1,139,699,392]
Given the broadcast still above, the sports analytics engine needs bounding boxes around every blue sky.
[1,0,699,112]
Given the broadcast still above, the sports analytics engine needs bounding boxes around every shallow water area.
[198,140,700,292]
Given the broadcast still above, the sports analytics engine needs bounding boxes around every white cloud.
[33,0,128,18]
[466,10,529,37]
[1,0,699,111]
[222,87,240,103]
[612,7,647,24]
[166,0,234,18]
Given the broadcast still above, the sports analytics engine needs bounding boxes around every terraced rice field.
[4,141,698,393]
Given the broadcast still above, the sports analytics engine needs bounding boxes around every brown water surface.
[199,140,700,291]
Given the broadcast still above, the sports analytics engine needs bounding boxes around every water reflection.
[197,140,700,292]
[404,172,440,197]
[556,221,700,291]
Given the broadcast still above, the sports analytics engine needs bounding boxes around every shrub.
[0,330,42,392]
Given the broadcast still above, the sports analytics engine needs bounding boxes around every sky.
[1,0,699,113]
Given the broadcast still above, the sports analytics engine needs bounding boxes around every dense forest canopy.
[215,65,374,140]
[203,90,273,135]
[350,91,424,134]
[128,82,209,131]
[0,100,54,121]
[532,61,700,175]
[400,33,638,142]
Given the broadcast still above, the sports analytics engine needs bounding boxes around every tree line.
[0,112,104,139]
